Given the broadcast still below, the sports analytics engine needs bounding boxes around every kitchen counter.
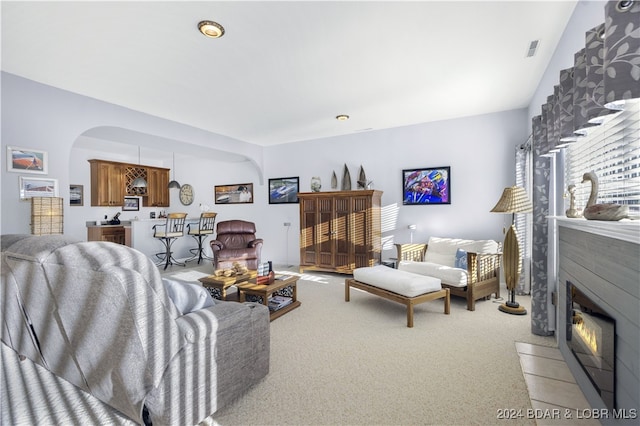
[86,221,132,227]
[85,218,208,263]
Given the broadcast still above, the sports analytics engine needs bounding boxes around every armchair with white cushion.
[397,236,502,311]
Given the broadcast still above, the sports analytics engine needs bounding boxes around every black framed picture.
[268,177,299,204]
[402,166,451,205]
[69,184,83,206]
[123,196,140,211]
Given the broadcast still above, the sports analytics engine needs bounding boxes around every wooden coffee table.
[236,275,301,321]
[198,271,257,300]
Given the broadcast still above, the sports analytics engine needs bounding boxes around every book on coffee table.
[268,295,292,311]
[274,274,291,280]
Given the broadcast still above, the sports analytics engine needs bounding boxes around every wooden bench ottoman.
[345,265,450,327]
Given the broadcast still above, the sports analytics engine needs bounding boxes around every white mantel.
[550,216,640,244]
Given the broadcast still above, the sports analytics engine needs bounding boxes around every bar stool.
[153,212,187,270]
[186,212,217,264]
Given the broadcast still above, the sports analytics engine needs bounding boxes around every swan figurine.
[582,171,629,221]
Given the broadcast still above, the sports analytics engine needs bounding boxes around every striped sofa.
[1,234,270,425]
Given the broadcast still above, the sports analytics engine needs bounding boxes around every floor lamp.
[490,186,532,315]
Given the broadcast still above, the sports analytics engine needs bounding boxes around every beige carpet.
[167,267,556,426]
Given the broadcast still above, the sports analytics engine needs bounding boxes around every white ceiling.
[1,1,578,147]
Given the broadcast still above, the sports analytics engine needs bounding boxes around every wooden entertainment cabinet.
[298,190,382,274]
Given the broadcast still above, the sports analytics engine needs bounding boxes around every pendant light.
[132,146,147,188]
[168,152,181,189]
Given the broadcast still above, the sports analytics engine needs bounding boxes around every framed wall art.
[19,176,59,200]
[7,146,48,174]
[215,183,254,204]
[123,196,140,211]
[268,177,299,204]
[402,166,451,205]
[69,184,83,206]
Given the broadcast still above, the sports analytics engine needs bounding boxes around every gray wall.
[264,110,525,261]
[2,71,523,264]
[1,0,609,267]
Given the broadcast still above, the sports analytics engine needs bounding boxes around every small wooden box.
[254,272,275,285]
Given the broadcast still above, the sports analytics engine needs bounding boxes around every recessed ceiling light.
[336,114,350,121]
[198,20,225,39]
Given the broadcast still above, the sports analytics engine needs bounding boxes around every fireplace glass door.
[566,282,616,410]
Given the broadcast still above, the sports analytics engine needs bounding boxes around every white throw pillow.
[162,278,215,315]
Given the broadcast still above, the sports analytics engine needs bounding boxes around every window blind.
[515,140,532,294]
[564,101,640,216]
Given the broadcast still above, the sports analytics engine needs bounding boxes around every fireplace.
[566,282,616,411]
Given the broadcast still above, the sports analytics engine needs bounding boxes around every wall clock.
[179,184,194,206]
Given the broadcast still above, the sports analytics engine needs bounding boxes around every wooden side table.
[236,275,301,321]
[198,271,257,300]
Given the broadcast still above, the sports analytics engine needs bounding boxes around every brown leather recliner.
[209,220,263,270]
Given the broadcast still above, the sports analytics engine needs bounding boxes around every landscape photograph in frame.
[7,146,48,174]
[402,166,450,205]
[19,176,58,200]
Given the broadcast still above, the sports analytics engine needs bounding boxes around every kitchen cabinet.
[124,166,148,197]
[298,190,382,274]
[143,167,170,207]
[89,160,124,206]
[88,159,170,208]
[87,225,126,245]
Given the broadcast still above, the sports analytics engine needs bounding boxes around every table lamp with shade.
[490,186,532,315]
[31,197,64,235]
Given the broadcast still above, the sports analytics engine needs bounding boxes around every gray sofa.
[1,235,270,425]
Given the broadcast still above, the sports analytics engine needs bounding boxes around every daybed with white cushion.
[346,265,450,327]
[397,237,502,311]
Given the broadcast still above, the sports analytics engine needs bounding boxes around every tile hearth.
[517,342,600,426]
